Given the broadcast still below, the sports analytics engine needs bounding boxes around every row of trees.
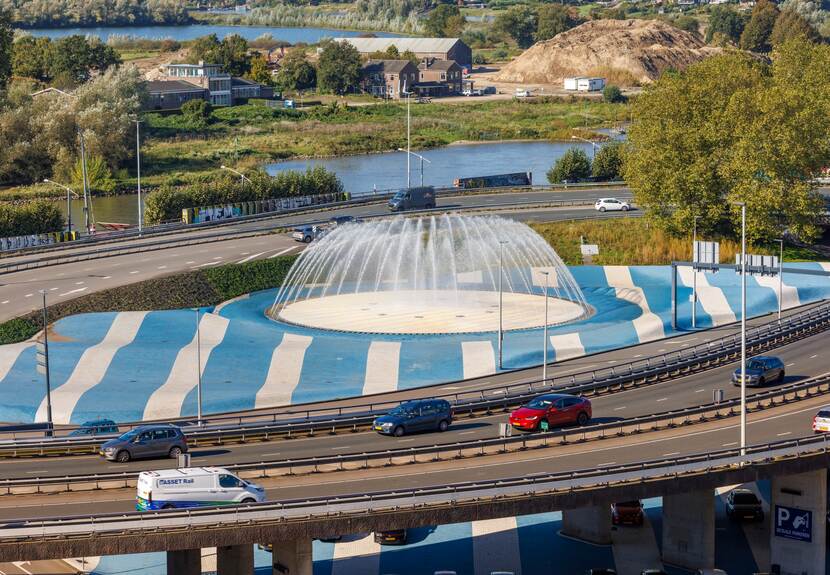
[12,34,120,86]
[707,1,823,51]
[275,41,363,94]
[492,4,583,49]
[143,167,344,224]
[0,0,189,28]
[547,144,623,184]
[0,201,63,237]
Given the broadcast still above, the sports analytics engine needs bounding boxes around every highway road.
[0,189,633,323]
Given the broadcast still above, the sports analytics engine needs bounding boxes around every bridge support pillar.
[166,548,200,575]
[561,505,611,544]
[271,538,313,575]
[217,543,254,575]
[770,468,827,575]
[662,489,714,570]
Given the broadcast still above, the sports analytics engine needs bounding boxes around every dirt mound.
[494,19,719,86]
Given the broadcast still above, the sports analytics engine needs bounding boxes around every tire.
[161,503,175,510]
[438,419,449,432]
[576,411,589,426]
[599,206,606,212]
[393,426,405,437]
[758,377,766,387]
[778,370,785,382]
[303,236,312,243]
[428,203,436,209]
[241,498,256,504]
[169,446,182,459]
[116,450,130,463]
[622,205,630,212]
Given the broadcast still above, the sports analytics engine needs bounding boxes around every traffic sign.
[775,505,812,542]
[693,241,719,268]
[580,244,599,256]
[736,253,779,276]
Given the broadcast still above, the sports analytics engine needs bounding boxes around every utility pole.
[195,309,203,426]
[498,240,508,370]
[736,202,747,457]
[692,215,700,329]
[774,238,783,322]
[406,87,411,190]
[36,291,53,436]
[134,118,143,234]
[541,271,549,383]
[79,131,92,235]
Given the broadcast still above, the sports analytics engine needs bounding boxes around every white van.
[136,467,265,511]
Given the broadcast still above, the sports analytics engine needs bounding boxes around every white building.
[577,77,606,92]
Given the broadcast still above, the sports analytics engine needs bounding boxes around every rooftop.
[147,80,207,94]
[362,59,415,74]
[418,59,459,71]
[333,37,464,53]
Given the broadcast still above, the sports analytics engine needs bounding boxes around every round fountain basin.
[275,289,589,335]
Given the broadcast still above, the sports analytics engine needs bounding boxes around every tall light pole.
[39,290,53,436]
[195,309,203,426]
[540,271,549,383]
[691,215,700,329]
[134,118,143,234]
[397,148,431,187]
[220,165,251,185]
[406,86,412,190]
[570,135,598,160]
[774,238,784,322]
[498,240,508,370]
[734,201,747,456]
[43,179,79,233]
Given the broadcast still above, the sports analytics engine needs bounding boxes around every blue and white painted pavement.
[85,483,812,575]
[1,264,828,424]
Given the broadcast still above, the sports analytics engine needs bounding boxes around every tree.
[547,148,591,183]
[592,142,623,181]
[316,40,361,94]
[72,155,115,195]
[494,6,538,49]
[740,0,780,52]
[47,35,120,85]
[181,99,212,128]
[247,54,273,86]
[535,4,580,42]
[706,5,746,45]
[673,15,700,36]
[215,34,251,77]
[11,36,51,81]
[276,50,316,91]
[623,39,830,243]
[771,8,820,45]
[603,85,625,103]
[189,34,221,64]
[424,4,464,37]
[0,8,11,91]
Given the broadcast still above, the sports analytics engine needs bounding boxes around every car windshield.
[525,397,554,409]
[393,192,405,199]
[732,492,759,504]
[746,360,765,370]
[117,429,139,441]
[388,404,415,416]
[616,500,640,508]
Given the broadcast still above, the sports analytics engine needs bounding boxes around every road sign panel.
[580,244,599,256]
[693,241,719,266]
[774,505,812,542]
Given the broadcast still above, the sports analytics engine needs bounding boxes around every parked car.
[100,424,187,463]
[136,467,265,510]
[283,99,295,109]
[374,529,407,545]
[388,186,436,211]
[731,356,785,387]
[292,224,325,243]
[329,215,357,227]
[69,419,119,437]
[462,88,479,97]
[515,88,531,98]
[373,399,453,437]
[594,198,630,212]
[813,407,830,433]
[509,393,592,431]
[725,489,764,521]
[611,500,644,526]
[482,86,497,95]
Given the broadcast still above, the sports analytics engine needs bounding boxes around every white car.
[595,198,631,212]
[515,88,531,98]
[813,407,830,432]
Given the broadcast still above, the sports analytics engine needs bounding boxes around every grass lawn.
[529,218,827,266]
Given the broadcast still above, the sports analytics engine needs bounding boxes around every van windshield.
[388,404,415,416]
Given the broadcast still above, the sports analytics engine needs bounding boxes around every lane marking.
[663,452,680,456]
[777,432,792,437]
[0,301,7,305]
[58,287,88,297]
[613,406,627,411]
[656,397,668,402]
[24,294,32,298]
[129,270,139,274]
[237,251,268,264]
[695,389,706,393]
[268,246,299,259]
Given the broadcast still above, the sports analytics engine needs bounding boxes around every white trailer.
[563,77,584,91]
[577,78,606,92]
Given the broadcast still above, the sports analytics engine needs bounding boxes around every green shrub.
[0,200,63,237]
[602,85,626,104]
[547,148,592,183]
[592,142,624,181]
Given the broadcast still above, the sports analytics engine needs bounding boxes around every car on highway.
[136,467,265,510]
[388,186,436,211]
[292,224,325,243]
[374,529,407,545]
[813,407,830,432]
[100,424,188,463]
[508,393,592,432]
[731,356,785,387]
[725,488,764,521]
[372,399,453,437]
[69,418,119,437]
[594,198,630,212]
[611,500,644,526]
[329,215,357,227]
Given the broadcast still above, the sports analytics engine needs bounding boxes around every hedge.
[0,201,64,237]
[0,255,300,345]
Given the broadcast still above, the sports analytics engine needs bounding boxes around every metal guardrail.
[1,433,828,541]
[4,369,829,494]
[2,300,829,457]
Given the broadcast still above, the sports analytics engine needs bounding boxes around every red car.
[508,393,592,431]
[612,501,644,526]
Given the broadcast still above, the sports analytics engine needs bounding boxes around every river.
[22,24,400,43]
[58,141,600,225]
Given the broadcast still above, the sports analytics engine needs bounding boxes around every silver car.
[100,424,188,463]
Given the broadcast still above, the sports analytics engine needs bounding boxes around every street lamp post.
[692,215,700,329]
[540,271,549,383]
[570,135,598,160]
[734,201,747,456]
[134,118,143,234]
[195,308,203,426]
[774,238,784,322]
[397,149,432,187]
[220,165,251,186]
[406,87,411,190]
[498,240,508,370]
[39,290,53,436]
[43,179,79,233]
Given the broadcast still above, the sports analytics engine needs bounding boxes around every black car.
[731,356,785,387]
[725,489,764,521]
[329,215,357,226]
[69,419,119,437]
[372,399,453,437]
[374,529,407,545]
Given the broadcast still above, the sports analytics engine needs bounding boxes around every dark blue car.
[373,399,453,437]
[732,355,785,387]
[69,419,119,437]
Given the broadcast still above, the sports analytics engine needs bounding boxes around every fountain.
[270,214,591,334]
